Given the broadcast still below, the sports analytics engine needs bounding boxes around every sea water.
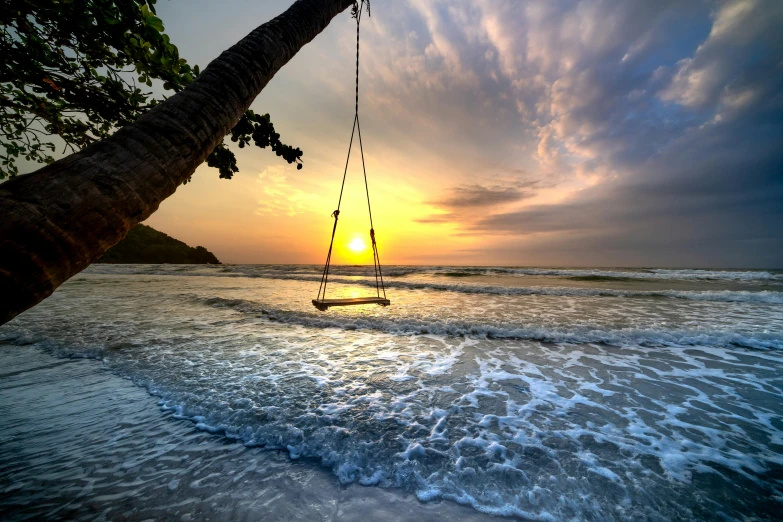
[0,264,781,520]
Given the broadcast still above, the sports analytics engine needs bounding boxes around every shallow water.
[0,346,494,521]
[1,264,782,520]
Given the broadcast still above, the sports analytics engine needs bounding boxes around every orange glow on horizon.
[145,140,492,265]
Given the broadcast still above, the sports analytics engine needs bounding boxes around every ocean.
[1,264,781,521]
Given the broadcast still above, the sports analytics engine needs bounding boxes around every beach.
[0,346,493,521]
[1,264,781,520]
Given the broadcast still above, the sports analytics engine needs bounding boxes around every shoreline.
[0,345,503,522]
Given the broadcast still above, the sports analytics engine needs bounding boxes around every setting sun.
[348,236,367,252]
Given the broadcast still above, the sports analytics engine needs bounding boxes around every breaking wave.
[82,266,783,304]
[261,276,783,304]
[200,296,783,350]
[86,264,783,283]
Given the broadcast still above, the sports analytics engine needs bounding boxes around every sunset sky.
[94,1,783,266]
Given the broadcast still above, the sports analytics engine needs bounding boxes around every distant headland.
[98,224,220,264]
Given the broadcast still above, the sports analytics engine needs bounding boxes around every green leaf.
[1,0,302,180]
[146,16,164,32]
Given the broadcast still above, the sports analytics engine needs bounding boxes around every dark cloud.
[415,214,457,224]
[469,104,783,266]
[416,182,537,225]
[431,183,536,209]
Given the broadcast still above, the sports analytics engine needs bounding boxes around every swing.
[313,0,389,312]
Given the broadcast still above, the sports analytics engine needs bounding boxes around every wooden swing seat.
[312,297,390,311]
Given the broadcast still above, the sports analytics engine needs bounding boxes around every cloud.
[153,0,783,266]
[256,166,322,217]
[468,107,783,265]
[430,183,535,209]
[416,181,537,226]
[660,0,783,110]
[414,214,457,225]
[420,1,781,264]
[366,0,782,264]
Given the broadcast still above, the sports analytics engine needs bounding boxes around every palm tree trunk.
[0,0,355,325]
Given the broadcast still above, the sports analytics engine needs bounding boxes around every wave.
[471,267,783,282]
[82,266,783,304]
[200,297,783,350]
[279,277,783,304]
[86,264,783,283]
[566,275,639,282]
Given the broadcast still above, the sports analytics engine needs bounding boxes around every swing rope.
[316,0,386,303]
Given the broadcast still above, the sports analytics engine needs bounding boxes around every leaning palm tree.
[0,0,355,325]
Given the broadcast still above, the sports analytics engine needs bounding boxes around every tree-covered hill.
[98,224,220,264]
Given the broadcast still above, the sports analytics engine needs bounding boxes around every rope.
[316,0,386,303]
[355,3,360,115]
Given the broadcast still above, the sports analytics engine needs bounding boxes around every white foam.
[276,277,783,304]
[203,296,783,350]
[6,324,782,519]
[84,263,783,283]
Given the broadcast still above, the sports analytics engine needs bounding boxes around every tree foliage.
[0,0,303,179]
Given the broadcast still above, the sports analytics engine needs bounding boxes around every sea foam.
[200,296,783,350]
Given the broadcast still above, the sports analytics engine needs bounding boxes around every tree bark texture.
[0,0,355,325]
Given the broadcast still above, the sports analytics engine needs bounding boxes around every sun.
[348,236,367,252]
